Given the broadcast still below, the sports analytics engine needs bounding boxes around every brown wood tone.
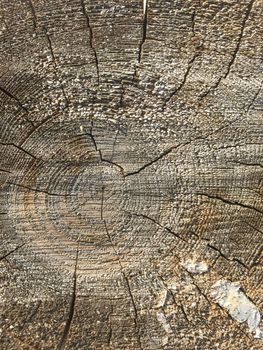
[0,0,262,349]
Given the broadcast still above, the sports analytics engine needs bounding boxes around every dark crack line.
[0,85,29,114]
[80,0,100,85]
[21,113,35,128]
[208,243,249,269]
[158,274,191,324]
[0,142,39,160]
[43,28,70,106]
[223,0,255,80]
[58,246,79,350]
[0,243,25,260]
[8,182,73,197]
[164,53,199,105]
[21,301,41,330]
[124,210,187,243]
[101,192,142,350]
[246,80,262,112]
[133,0,148,80]
[110,129,119,161]
[183,269,211,305]
[107,320,112,346]
[124,125,225,177]
[20,112,60,147]
[44,28,56,61]
[196,192,263,216]
[125,143,183,177]
[27,0,37,28]
[0,168,11,174]
[138,0,148,64]
[200,0,255,99]
[233,160,263,169]
[89,122,124,176]
[242,221,263,269]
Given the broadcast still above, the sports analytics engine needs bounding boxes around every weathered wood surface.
[0,0,263,349]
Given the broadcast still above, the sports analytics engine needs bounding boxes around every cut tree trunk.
[0,0,262,349]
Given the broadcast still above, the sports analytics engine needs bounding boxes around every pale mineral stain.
[182,259,209,274]
[210,280,263,339]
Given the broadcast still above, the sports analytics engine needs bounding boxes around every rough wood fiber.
[0,0,262,349]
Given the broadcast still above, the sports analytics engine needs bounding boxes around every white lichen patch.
[166,277,177,291]
[156,310,173,335]
[210,280,263,339]
[181,259,209,274]
[156,290,168,308]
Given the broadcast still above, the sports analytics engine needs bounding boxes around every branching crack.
[208,243,249,269]
[0,243,25,260]
[124,210,187,242]
[89,122,124,176]
[164,53,199,105]
[0,141,39,160]
[80,0,100,85]
[8,182,73,197]
[183,269,211,305]
[58,246,79,350]
[196,192,263,216]
[158,274,191,324]
[0,85,29,115]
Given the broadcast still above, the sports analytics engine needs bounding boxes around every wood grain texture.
[0,0,262,349]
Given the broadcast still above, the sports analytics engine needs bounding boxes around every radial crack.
[223,0,255,80]
[8,182,73,197]
[124,130,210,177]
[101,191,142,349]
[164,53,199,105]
[124,143,183,177]
[0,243,25,260]
[124,210,187,242]
[80,0,100,85]
[0,85,29,114]
[0,142,39,160]
[208,243,249,269]
[138,0,148,64]
[200,0,255,99]
[196,192,263,216]
[27,0,37,28]
[246,80,262,112]
[233,160,263,169]
[43,28,70,106]
[0,168,11,173]
[44,28,56,62]
[58,246,79,350]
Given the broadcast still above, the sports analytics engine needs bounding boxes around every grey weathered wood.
[0,0,262,349]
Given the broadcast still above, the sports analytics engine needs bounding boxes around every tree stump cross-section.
[0,0,263,349]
